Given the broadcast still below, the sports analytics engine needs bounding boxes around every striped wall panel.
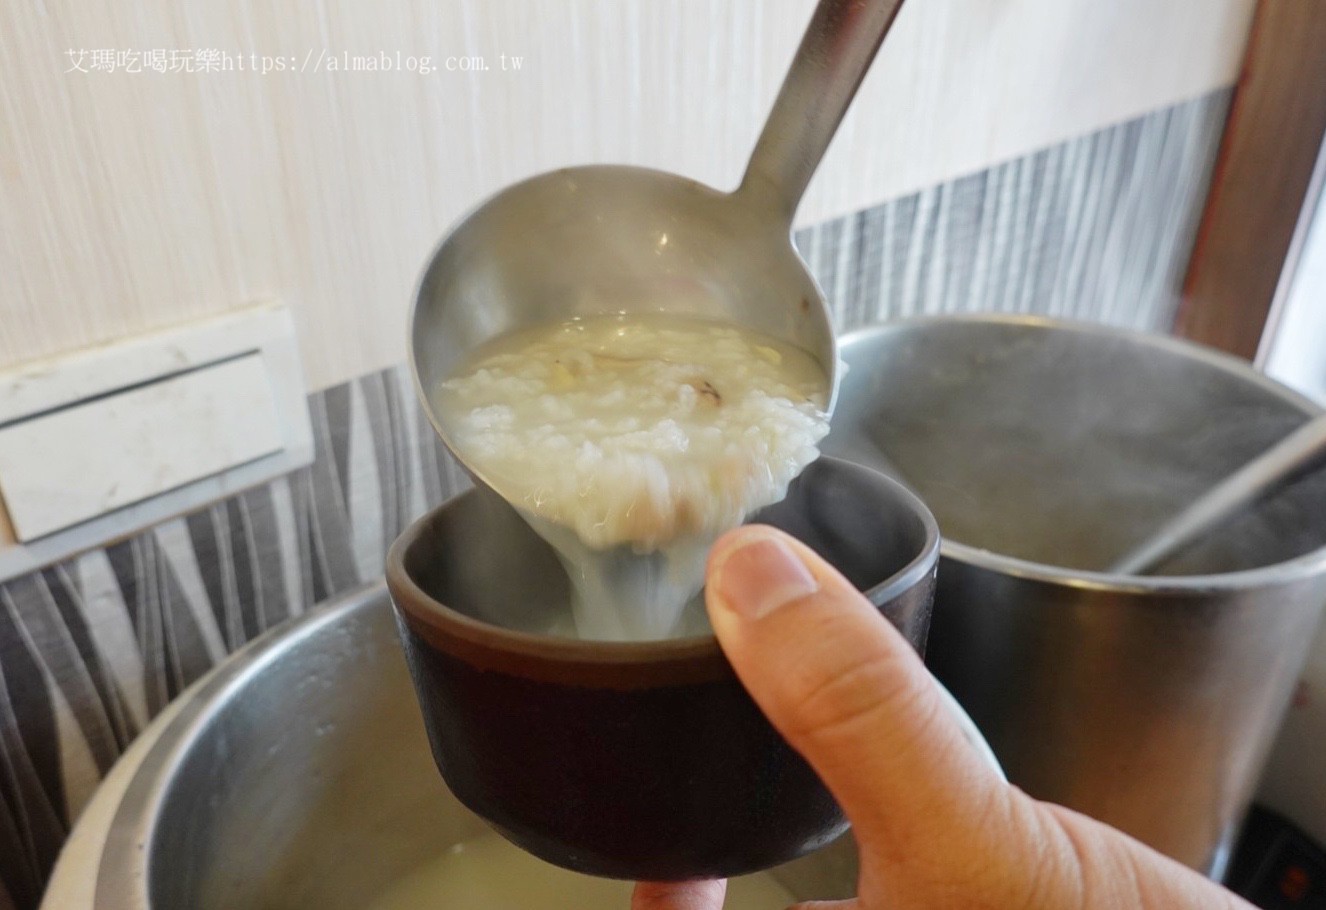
[0,369,473,910]
[0,89,1228,909]
[796,91,1230,334]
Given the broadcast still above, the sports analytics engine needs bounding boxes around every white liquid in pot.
[434,314,830,641]
[366,830,796,910]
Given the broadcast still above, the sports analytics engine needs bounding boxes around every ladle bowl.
[409,164,839,494]
[409,0,912,489]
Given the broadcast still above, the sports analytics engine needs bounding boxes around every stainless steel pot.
[824,315,1326,877]
[86,585,862,909]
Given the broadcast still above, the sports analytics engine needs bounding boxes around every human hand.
[632,524,1253,910]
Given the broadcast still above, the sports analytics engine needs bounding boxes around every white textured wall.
[0,0,1253,391]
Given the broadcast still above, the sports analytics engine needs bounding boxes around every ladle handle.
[1109,412,1326,576]
[739,0,908,224]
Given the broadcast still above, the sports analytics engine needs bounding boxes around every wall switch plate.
[0,303,312,582]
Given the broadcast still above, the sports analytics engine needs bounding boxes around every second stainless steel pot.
[825,315,1326,877]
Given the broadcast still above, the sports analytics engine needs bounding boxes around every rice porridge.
[434,313,830,640]
[367,830,795,910]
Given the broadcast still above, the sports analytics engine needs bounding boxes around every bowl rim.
[386,456,940,683]
[838,314,1326,596]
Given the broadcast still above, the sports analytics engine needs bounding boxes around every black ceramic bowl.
[386,456,940,881]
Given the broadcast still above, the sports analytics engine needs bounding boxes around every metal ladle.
[410,0,909,490]
[1109,411,1326,575]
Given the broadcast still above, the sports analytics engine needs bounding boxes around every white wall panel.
[0,0,1253,391]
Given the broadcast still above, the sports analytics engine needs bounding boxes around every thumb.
[704,524,1004,851]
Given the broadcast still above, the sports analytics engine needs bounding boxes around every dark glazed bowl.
[385,456,940,881]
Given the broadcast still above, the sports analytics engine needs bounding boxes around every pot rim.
[839,314,1326,595]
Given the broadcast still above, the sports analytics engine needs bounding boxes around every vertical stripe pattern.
[794,91,1229,335]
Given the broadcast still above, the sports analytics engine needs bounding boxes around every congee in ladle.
[433,312,831,641]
